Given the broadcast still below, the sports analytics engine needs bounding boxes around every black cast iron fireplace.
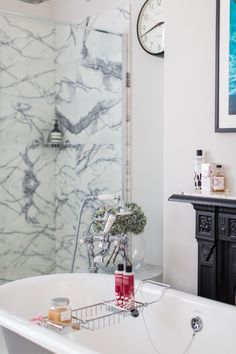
[169,193,236,305]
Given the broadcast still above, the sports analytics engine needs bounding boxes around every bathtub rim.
[1,272,236,314]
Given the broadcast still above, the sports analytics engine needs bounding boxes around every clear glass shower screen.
[0,10,126,282]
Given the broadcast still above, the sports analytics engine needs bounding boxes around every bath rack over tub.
[39,281,170,335]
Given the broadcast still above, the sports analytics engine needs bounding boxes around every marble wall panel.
[0,6,130,281]
[0,143,56,228]
[0,13,57,282]
[55,28,123,146]
[55,143,122,271]
[0,14,56,145]
[0,226,55,284]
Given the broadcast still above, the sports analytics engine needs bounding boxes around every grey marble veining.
[0,6,130,282]
[0,225,56,285]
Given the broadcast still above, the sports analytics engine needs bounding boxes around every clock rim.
[136,0,165,56]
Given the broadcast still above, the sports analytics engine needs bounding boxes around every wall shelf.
[44,142,69,148]
[32,140,77,149]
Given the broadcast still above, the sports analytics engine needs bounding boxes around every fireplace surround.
[169,193,236,305]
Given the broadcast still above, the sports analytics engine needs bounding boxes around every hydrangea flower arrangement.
[94,202,147,236]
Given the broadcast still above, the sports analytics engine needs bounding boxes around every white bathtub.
[0,273,235,354]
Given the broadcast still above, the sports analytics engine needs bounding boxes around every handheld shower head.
[85,194,118,201]
[116,209,132,216]
[97,194,118,201]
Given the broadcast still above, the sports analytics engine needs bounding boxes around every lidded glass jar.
[48,297,72,324]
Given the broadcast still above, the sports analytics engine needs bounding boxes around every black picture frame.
[215,0,236,132]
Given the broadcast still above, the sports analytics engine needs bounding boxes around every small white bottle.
[194,149,205,192]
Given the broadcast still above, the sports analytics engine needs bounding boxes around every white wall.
[163,0,236,294]
[0,0,164,269]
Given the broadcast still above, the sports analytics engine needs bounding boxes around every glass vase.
[129,233,145,271]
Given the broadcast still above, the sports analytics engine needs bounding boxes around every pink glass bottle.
[123,265,135,309]
[115,263,124,307]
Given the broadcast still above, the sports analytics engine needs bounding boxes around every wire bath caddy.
[39,281,170,335]
[40,300,145,334]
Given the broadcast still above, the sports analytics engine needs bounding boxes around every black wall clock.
[137,0,165,56]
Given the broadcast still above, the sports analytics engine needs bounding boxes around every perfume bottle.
[194,149,205,192]
[212,164,225,192]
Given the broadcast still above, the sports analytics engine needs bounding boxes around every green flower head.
[94,202,147,236]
